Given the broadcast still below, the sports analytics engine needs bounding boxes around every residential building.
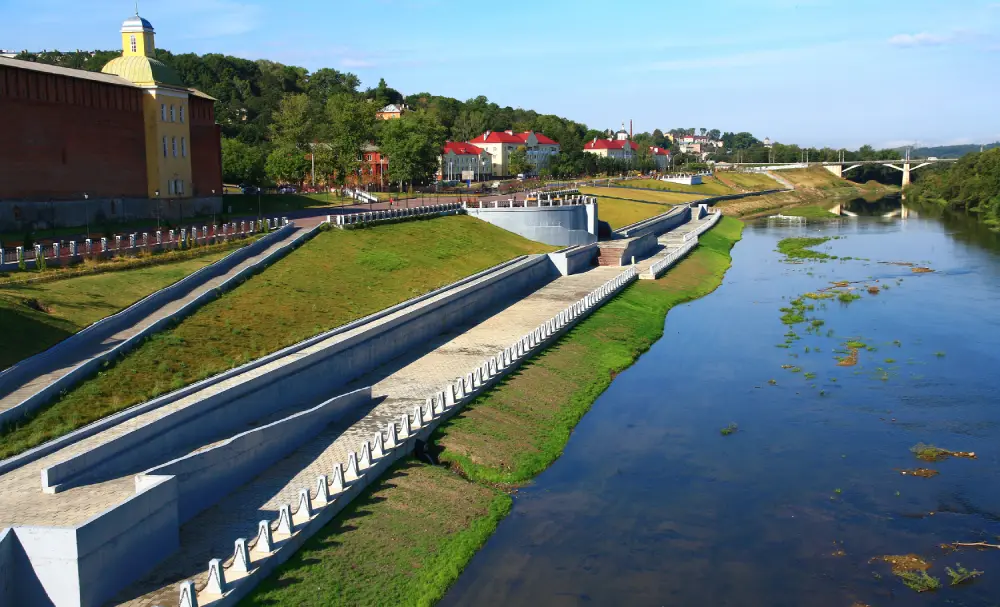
[438,141,492,181]
[0,12,222,210]
[649,146,671,171]
[467,130,560,177]
[376,104,404,120]
[583,137,639,161]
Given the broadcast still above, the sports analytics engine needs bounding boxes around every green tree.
[378,112,447,189]
[221,138,267,184]
[508,146,531,176]
[451,109,488,142]
[265,144,309,185]
[269,93,313,149]
[321,93,377,184]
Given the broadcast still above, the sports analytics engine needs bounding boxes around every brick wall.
[189,96,222,196]
[0,64,148,201]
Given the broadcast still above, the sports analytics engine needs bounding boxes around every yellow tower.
[120,10,155,58]
[102,11,196,199]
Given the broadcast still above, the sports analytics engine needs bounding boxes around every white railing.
[644,211,722,279]
[179,265,640,607]
[330,203,462,228]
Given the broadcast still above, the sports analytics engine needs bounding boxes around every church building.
[0,12,222,230]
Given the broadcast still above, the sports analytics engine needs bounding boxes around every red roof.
[514,131,559,145]
[584,139,639,151]
[469,131,523,144]
[442,141,487,156]
[649,146,671,156]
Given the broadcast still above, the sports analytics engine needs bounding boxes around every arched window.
[130,35,137,53]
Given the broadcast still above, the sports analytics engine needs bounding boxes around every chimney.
[630,120,633,140]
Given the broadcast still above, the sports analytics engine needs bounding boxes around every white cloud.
[888,32,952,47]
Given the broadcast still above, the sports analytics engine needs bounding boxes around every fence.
[465,194,596,209]
[179,265,640,607]
[330,203,462,228]
[0,218,289,271]
[343,188,379,204]
[643,211,722,280]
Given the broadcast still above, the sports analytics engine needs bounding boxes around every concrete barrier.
[0,254,533,478]
[0,220,297,429]
[39,255,558,492]
[548,244,598,276]
[138,387,372,523]
[464,202,598,246]
[332,203,461,229]
[614,205,690,239]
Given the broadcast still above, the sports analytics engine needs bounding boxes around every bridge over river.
[733,156,957,186]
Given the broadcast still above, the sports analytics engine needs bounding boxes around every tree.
[378,111,447,188]
[268,93,313,149]
[652,129,668,148]
[708,129,721,141]
[321,93,377,184]
[700,128,707,136]
[508,146,531,177]
[265,144,309,186]
[452,109,488,142]
[221,137,266,185]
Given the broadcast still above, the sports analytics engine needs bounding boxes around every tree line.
[908,148,1000,228]
[13,49,911,188]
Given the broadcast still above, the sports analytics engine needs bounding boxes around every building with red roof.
[466,130,560,177]
[649,146,671,171]
[583,137,640,161]
[438,141,492,181]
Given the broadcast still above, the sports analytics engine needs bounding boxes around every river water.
[442,213,1000,606]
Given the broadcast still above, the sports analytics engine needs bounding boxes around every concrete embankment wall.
[137,388,372,523]
[40,255,559,493]
[549,244,598,276]
[0,221,300,430]
[615,205,691,239]
[465,204,598,246]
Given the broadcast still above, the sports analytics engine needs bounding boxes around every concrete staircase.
[597,243,627,266]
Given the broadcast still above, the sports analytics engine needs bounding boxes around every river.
[442,212,1000,606]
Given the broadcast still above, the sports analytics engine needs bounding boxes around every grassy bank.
[241,216,744,605]
[623,177,734,196]
[578,186,699,205]
[0,216,553,459]
[715,168,899,218]
[594,197,673,230]
[0,250,233,370]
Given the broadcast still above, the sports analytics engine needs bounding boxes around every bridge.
[733,156,957,186]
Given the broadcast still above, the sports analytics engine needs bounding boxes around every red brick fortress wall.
[0,64,148,201]
[188,96,222,196]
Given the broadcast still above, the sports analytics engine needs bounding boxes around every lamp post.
[83,193,90,239]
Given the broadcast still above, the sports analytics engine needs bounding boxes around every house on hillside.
[438,141,492,181]
[649,146,671,171]
[583,137,639,161]
[376,104,405,120]
[467,130,560,177]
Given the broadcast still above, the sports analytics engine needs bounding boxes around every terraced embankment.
[239,216,743,607]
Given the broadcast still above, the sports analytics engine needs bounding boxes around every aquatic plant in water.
[896,570,941,593]
[910,443,976,462]
[945,563,983,586]
[720,423,738,436]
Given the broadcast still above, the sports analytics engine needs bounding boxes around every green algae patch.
[777,236,834,261]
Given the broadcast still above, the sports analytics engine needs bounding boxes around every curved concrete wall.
[465,204,598,246]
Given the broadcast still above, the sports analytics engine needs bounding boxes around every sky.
[2,0,999,149]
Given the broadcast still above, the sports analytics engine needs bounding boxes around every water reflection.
[442,217,1000,607]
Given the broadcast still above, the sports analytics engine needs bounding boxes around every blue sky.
[2,0,999,148]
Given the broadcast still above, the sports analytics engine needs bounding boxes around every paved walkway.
[0,218,323,419]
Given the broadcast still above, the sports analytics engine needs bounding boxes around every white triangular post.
[346,452,359,480]
[253,520,273,554]
[315,475,330,505]
[179,580,198,607]
[297,489,312,519]
[412,405,423,430]
[205,558,225,595]
[277,504,293,536]
[372,432,385,458]
[359,442,372,469]
[387,420,398,448]
[231,538,250,574]
[331,463,345,493]
[401,412,412,439]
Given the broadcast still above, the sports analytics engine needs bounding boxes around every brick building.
[0,12,222,230]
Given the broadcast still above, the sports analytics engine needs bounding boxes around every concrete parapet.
[614,205,690,240]
[548,244,598,276]
[332,203,461,229]
[464,203,598,246]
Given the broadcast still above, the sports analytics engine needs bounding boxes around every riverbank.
[242,217,744,606]
[715,167,898,219]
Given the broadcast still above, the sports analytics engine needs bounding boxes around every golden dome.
[101,55,183,87]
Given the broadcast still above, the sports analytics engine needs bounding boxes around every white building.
[467,130,560,177]
[438,141,492,181]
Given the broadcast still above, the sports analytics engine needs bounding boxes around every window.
[176,179,184,195]
[168,180,175,195]
[162,136,167,158]
[160,103,166,121]
[181,137,186,158]
[171,137,177,157]
[170,105,175,122]
[130,35,137,53]
[179,106,185,123]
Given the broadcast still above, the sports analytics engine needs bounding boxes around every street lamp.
[83,193,90,239]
